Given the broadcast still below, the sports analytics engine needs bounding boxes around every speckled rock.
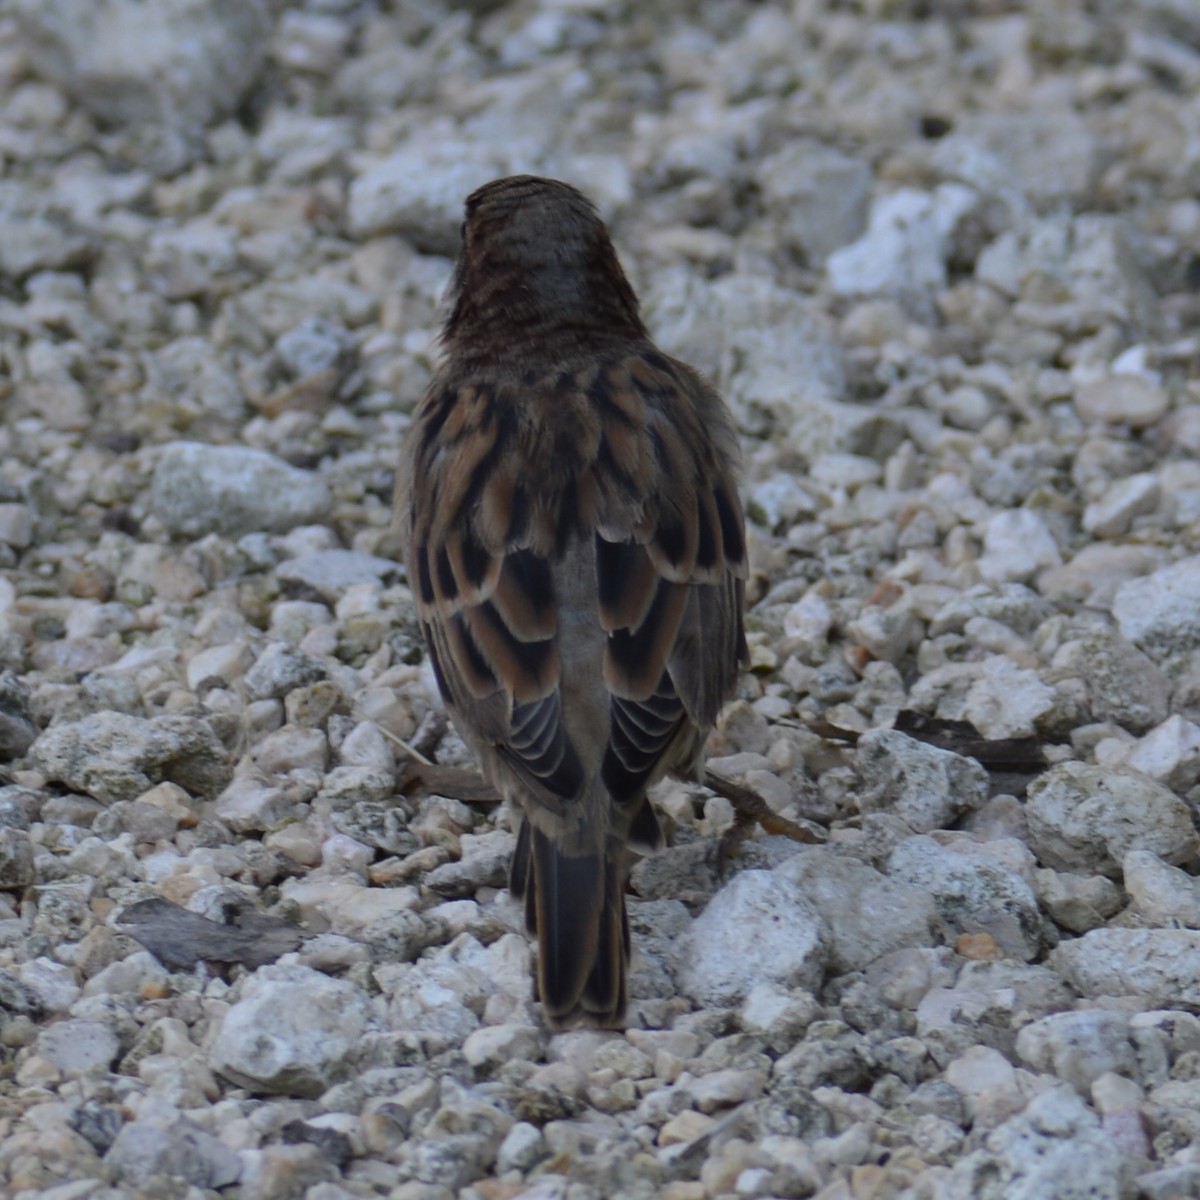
[151,442,332,538]
[939,1087,1133,1199]
[677,868,827,1006]
[209,964,374,1097]
[1051,929,1200,1007]
[778,847,940,972]
[856,729,987,833]
[1015,1010,1138,1097]
[1113,556,1200,663]
[888,835,1042,960]
[1026,763,1199,878]
[14,0,271,133]
[105,1112,242,1190]
[37,1018,120,1073]
[30,712,232,804]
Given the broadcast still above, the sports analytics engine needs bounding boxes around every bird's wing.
[404,351,746,821]
[592,351,748,806]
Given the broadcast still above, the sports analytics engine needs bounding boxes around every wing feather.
[405,351,746,821]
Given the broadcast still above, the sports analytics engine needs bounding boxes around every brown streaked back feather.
[402,175,748,1029]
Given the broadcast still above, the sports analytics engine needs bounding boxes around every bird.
[398,175,747,1028]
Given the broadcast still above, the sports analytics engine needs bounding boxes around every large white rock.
[888,835,1042,960]
[978,510,1062,584]
[30,712,231,804]
[938,1088,1132,1199]
[1124,715,1200,791]
[1123,849,1200,928]
[963,656,1056,740]
[1113,556,1200,663]
[855,730,988,833]
[209,964,373,1097]
[677,869,827,1006]
[1026,762,1199,878]
[152,442,332,539]
[14,0,270,131]
[1050,928,1200,1008]
[827,185,978,303]
[1015,1010,1137,1097]
[776,848,940,973]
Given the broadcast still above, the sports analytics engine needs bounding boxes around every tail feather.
[510,819,628,1027]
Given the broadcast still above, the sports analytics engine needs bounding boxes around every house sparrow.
[399,175,747,1028]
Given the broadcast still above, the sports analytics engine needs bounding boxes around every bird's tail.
[510,819,628,1028]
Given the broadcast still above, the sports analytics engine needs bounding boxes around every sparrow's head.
[442,175,645,357]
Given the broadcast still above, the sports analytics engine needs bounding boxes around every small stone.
[425,830,513,897]
[658,1110,716,1147]
[1082,473,1160,536]
[978,510,1062,584]
[1026,762,1199,878]
[738,985,818,1051]
[209,964,373,1097]
[238,1143,333,1200]
[462,1023,542,1073]
[275,549,399,599]
[1051,928,1200,1006]
[1074,374,1169,428]
[758,140,871,265]
[105,1113,241,1190]
[185,640,254,691]
[1051,629,1170,734]
[1091,1071,1143,1119]
[214,777,291,833]
[1015,1010,1138,1097]
[275,316,354,379]
[963,657,1056,739]
[338,721,393,773]
[855,729,988,833]
[496,1121,546,1173]
[955,933,1000,960]
[686,1068,767,1114]
[777,847,940,972]
[1123,849,1200,928]
[844,594,922,663]
[827,185,975,302]
[30,712,231,804]
[1113,556,1200,663]
[1124,715,1200,790]
[677,869,826,1006]
[253,724,328,775]
[748,475,818,533]
[37,1019,120,1073]
[782,591,833,642]
[0,503,34,548]
[19,958,80,1012]
[244,643,327,702]
[888,835,1042,960]
[151,442,331,538]
[1034,869,1122,934]
[0,827,35,888]
[943,1045,1022,1128]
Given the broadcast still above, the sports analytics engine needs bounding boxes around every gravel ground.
[2,1,1200,1198]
